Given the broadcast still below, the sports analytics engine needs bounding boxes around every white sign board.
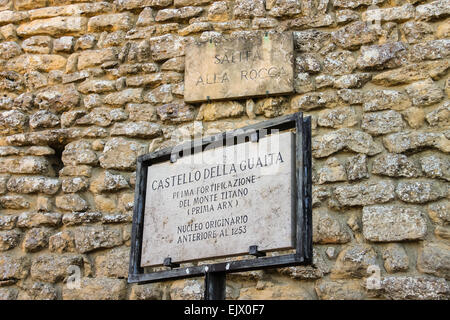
[141,132,295,267]
[184,32,294,103]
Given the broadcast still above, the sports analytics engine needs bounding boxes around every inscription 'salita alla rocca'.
[141,132,295,267]
[184,31,294,103]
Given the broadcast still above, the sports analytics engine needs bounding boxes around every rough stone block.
[22,227,53,252]
[55,194,89,212]
[0,110,27,135]
[427,201,450,226]
[362,205,427,242]
[110,121,162,139]
[99,138,146,171]
[315,280,366,300]
[77,48,117,70]
[379,276,449,300]
[0,41,22,59]
[313,210,351,244]
[396,180,447,204]
[372,60,449,86]
[30,253,83,283]
[17,17,87,36]
[383,244,409,273]
[312,128,383,158]
[7,177,60,195]
[87,13,133,32]
[361,110,404,136]
[372,153,420,178]
[383,131,449,153]
[149,34,185,61]
[89,171,129,194]
[0,230,21,251]
[62,277,127,300]
[417,243,450,279]
[73,225,123,253]
[0,254,30,280]
[331,244,377,279]
[405,78,444,107]
[332,180,395,207]
[17,212,62,228]
[95,247,129,278]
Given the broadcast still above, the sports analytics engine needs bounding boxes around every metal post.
[204,272,226,300]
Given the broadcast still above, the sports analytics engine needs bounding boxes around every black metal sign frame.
[128,112,312,286]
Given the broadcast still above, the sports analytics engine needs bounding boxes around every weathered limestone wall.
[0,0,449,300]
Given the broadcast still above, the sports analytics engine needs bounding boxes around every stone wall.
[0,0,449,300]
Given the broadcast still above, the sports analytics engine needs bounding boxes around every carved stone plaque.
[141,132,295,267]
[184,32,294,103]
